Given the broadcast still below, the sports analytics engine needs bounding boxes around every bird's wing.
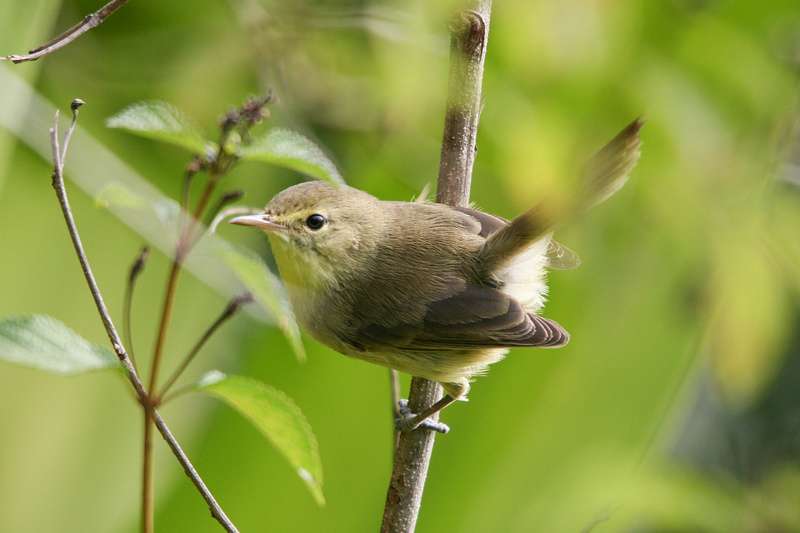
[347,277,569,351]
[447,206,508,238]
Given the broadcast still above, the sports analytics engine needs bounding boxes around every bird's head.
[229,181,383,290]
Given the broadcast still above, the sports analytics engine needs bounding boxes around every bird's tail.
[476,118,644,275]
[578,117,645,210]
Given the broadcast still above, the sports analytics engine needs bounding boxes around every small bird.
[231,119,643,433]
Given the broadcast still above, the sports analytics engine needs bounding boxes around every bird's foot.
[394,399,450,434]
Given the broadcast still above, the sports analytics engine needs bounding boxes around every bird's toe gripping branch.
[395,399,451,434]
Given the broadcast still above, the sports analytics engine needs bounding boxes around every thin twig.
[123,246,150,372]
[181,160,201,212]
[142,106,246,531]
[159,293,254,399]
[60,99,85,166]
[149,260,183,395]
[201,190,245,232]
[49,102,239,533]
[381,2,492,532]
[142,410,155,533]
[3,0,131,63]
[141,258,183,533]
[148,153,228,396]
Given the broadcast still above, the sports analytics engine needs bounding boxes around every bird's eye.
[305,214,326,230]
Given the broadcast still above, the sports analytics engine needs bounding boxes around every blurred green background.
[2,0,800,531]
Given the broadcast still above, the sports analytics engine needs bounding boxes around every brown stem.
[140,136,235,533]
[381,2,492,532]
[148,260,182,397]
[3,0,131,63]
[149,156,224,396]
[142,407,155,533]
[191,165,227,230]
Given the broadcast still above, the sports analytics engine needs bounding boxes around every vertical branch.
[437,4,492,206]
[381,2,492,532]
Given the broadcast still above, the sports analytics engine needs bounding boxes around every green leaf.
[195,371,324,505]
[216,244,305,361]
[105,101,212,155]
[0,315,120,375]
[239,128,344,185]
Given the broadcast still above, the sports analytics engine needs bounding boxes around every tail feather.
[579,117,645,209]
[476,118,644,277]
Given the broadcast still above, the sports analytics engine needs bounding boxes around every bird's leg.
[395,395,456,434]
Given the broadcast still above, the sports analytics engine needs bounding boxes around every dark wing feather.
[349,277,568,351]
[448,206,509,238]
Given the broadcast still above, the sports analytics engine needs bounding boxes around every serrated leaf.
[0,315,120,375]
[105,101,212,155]
[216,244,305,361]
[239,128,344,185]
[194,371,324,505]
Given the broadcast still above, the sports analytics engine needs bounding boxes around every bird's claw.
[394,399,450,434]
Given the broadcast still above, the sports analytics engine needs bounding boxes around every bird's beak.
[228,213,286,231]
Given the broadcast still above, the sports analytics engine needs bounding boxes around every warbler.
[231,118,643,433]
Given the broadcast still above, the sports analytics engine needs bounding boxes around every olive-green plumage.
[231,118,643,428]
